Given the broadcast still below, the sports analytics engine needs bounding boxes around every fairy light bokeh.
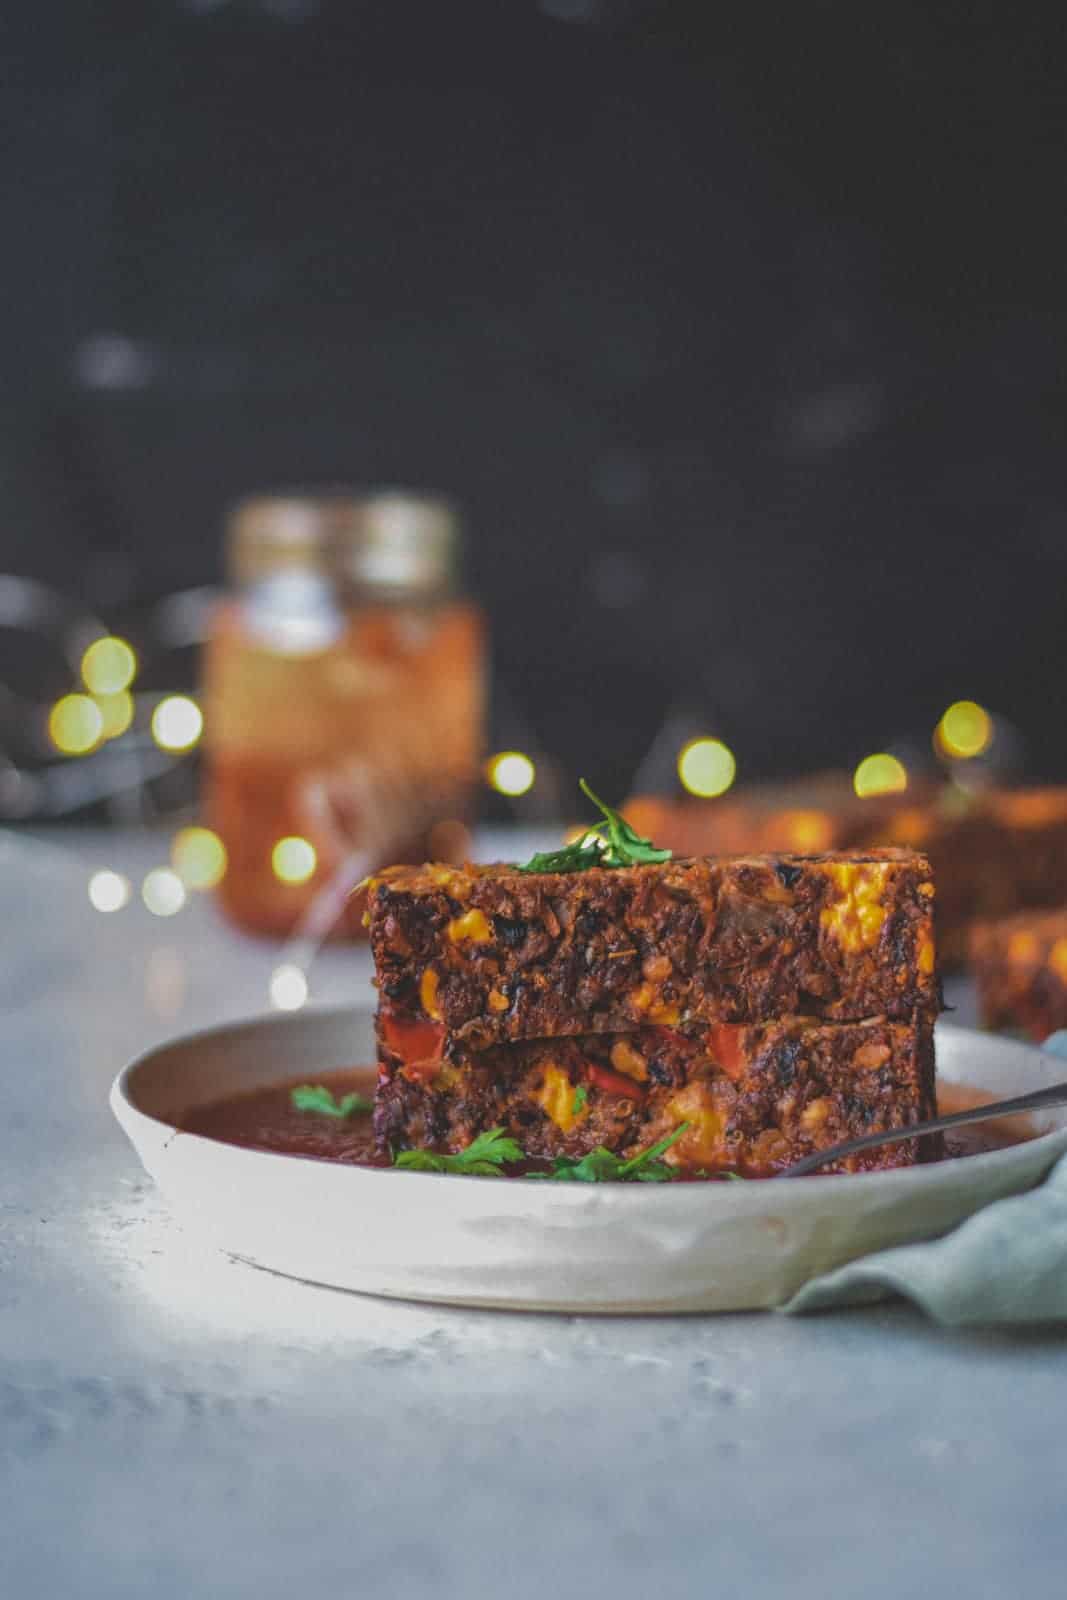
[677,737,736,798]
[487,751,536,797]
[80,636,137,695]
[171,826,228,890]
[141,867,187,917]
[935,700,993,760]
[271,835,317,885]
[88,869,132,913]
[151,695,204,752]
[94,690,134,740]
[270,962,309,1011]
[49,693,105,755]
[853,752,909,798]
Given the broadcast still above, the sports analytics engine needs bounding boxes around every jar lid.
[346,492,458,595]
[227,491,458,595]
[227,495,351,582]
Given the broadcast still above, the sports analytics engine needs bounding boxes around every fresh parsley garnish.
[516,837,605,875]
[290,1084,373,1119]
[529,1121,689,1183]
[393,1126,525,1176]
[517,779,672,874]
[572,1083,589,1117]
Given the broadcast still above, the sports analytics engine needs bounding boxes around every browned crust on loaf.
[971,908,1067,1040]
[365,850,938,1045]
[373,1015,938,1176]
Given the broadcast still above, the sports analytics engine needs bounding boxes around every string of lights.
[0,573,1014,1020]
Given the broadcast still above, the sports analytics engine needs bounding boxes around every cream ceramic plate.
[111,1010,1067,1314]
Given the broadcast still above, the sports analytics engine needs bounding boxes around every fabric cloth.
[784,1031,1067,1326]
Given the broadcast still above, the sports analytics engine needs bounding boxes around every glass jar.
[201,491,485,937]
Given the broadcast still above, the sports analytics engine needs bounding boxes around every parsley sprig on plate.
[393,1126,525,1176]
[528,1122,688,1183]
[517,779,672,875]
[290,1084,373,1119]
[391,1121,692,1182]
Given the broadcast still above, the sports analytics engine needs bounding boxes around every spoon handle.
[780,1078,1067,1177]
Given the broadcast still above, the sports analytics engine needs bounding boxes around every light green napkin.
[784,1031,1067,1326]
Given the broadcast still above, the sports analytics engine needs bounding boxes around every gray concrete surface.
[2,827,1063,1599]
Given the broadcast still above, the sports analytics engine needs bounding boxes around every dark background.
[3,0,1066,799]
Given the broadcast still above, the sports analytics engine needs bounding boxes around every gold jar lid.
[346,492,457,595]
[227,491,458,597]
[227,494,351,582]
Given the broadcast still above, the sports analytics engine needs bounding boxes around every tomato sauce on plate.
[181,1071,1033,1171]
[182,1071,385,1165]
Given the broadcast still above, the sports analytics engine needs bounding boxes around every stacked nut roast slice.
[365,849,940,1176]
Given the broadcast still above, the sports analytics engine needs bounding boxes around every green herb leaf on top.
[517,778,672,875]
[571,1083,589,1117]
[290,1084,373,1119]
[529,1121,689,1183]
[393,1125,525,1177]
[515,842,604,875]
[579,780,674,868]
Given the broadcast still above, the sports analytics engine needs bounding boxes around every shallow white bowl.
[110,1011,1067,1314]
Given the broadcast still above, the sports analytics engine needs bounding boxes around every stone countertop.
[1,826,1062,1600]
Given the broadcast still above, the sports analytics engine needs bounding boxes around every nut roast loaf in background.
[971,909,1067,1041]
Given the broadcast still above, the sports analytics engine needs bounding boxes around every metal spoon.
[780,1079,1067,1177]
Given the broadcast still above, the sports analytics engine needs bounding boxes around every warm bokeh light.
[935,700,992,760]
[487,750,536,797]
[1050,939,1067,985]
[81,635,137,695]
[88,870,131,913]
[141,867,187,917]
[151,695,204,752]
[999,792,1065,826]
[887,807,930,847]
[94,690,134,740]
[49,694,104,755]
[271,835,317,884]
[677,737,737,798]
[1008,931,1040,966]
[783,811,834,852]
[171,826,228,890]
[853,752,909,798]
[270,962,309,1011]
